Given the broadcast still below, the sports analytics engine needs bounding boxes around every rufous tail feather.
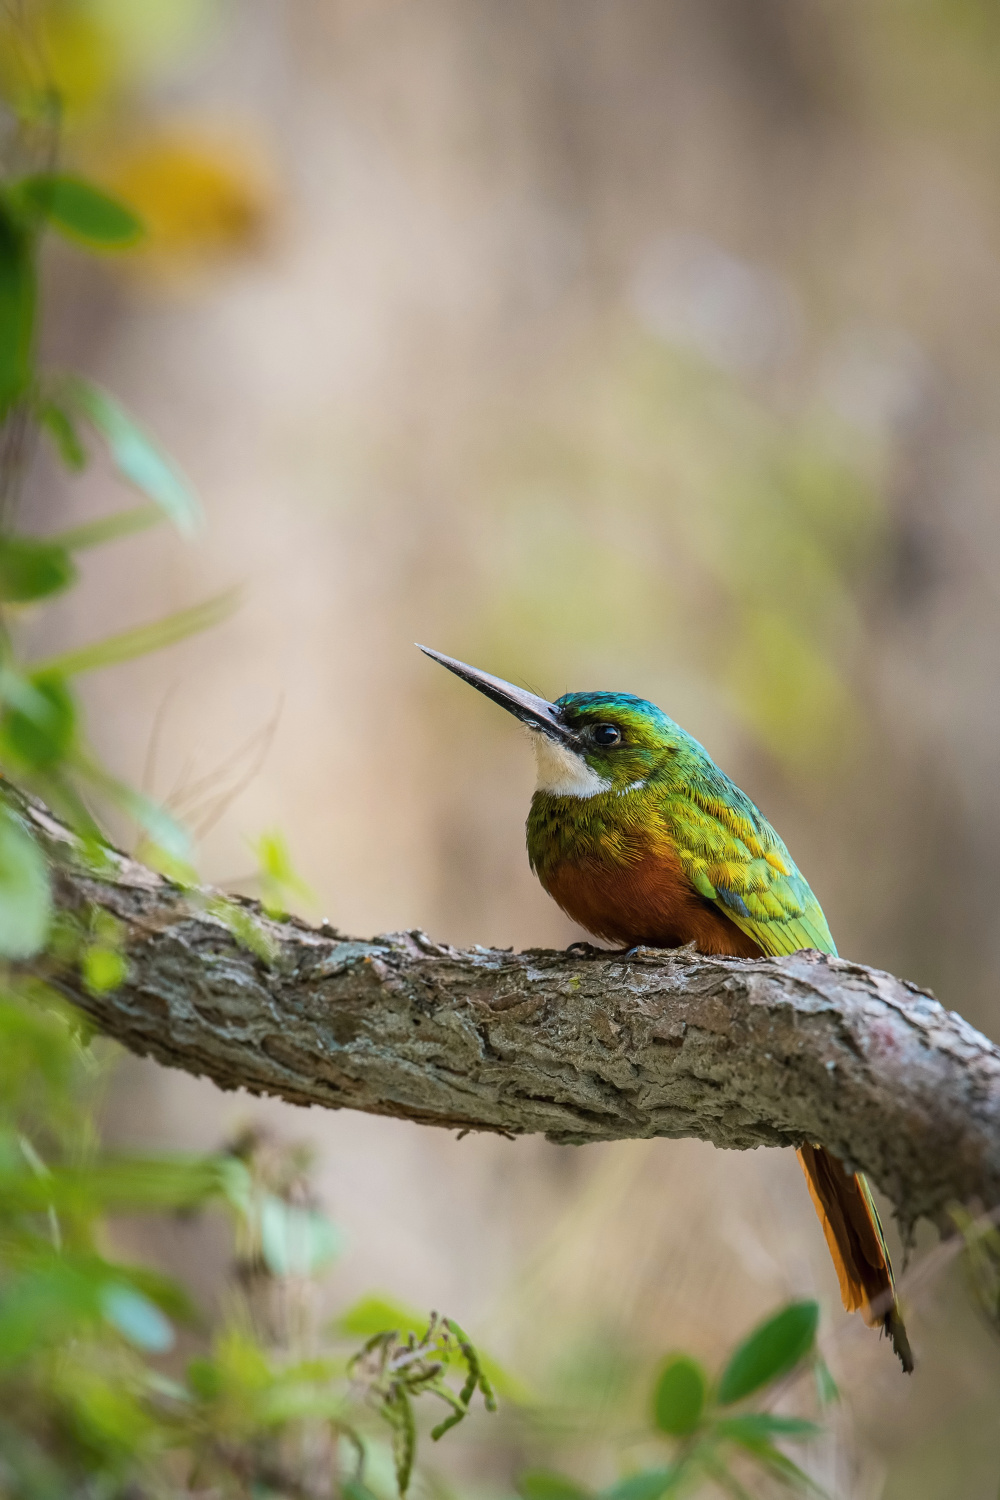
[797,1145,913,1374]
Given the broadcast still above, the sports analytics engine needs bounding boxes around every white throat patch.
[532,734,611,799]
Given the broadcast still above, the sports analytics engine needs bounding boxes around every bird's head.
[419,646,690,798]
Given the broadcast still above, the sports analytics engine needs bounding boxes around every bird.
[419,644,913,1374]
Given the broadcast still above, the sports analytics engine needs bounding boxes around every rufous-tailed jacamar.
[419,645,913,1373]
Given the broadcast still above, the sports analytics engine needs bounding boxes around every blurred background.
[11,0,1000,1492]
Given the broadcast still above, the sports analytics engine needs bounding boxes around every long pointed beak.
[417,645,576,745]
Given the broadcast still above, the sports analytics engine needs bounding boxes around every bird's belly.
[542,848,763,957]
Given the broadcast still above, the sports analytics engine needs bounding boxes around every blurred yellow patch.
[103,133,270,277]
[0,4,118,121]
[0,0,219,122]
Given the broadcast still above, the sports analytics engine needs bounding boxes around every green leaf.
[82,944,127,994]
[255,1374,348,1425]
[812,1357,839,1407]
[0,808,50,958]
[1,1156,231,1217]
[216,1156,254,1215]
[251,827,315,917]
[0,197,35,414]
[714,1415,821,1442]
[0,674,76,770]
[206,894,277,959]
[60,378,200,533]
[600,1471,682,1500]
[0,990,77,1113]
[0,669,52,719]
[716,1302,819,1406]
[388,1384,416,1495]
[101,1283,174,1351]
[0,1262,103,1364]
[16,174,144,248]
[653,1354,707,1436]
[29,589,238,678]
[86,1156,231,1210]
[52,504,163,551]
[142,842,199,889]
[258,1194,344,1277]
[37,396,87,470]
[87,775,193,864]
[518,1473,594,1500]
[0,536,75,602]
[0,1255,188,1368]
[445,1316,498,1412]
[732,1436,828,1496]
[114,1264,198,1326]
[341,1484,380,1500]
[211,1327,275,1396]
[337,1293,428,1340]
[430,1403,469,1442]
[337,1293,528,1403]
[186,1355,223,1401]
[207,895,278,961]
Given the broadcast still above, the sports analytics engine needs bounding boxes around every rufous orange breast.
[541,846,764,957]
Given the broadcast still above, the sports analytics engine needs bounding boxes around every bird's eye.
[591,724,621,746]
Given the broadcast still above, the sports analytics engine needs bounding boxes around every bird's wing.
[661,769,837,958]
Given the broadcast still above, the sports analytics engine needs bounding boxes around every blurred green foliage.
[251,829,317,920]
[0,24,495,1495]
[0,985,496,1496]
[0,3,240,934]
[517,1301,832,1500]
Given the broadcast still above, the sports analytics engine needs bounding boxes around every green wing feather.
[654,752,911,1362]
[659,765,837,959]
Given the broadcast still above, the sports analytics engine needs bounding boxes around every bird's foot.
[565,940,662,962]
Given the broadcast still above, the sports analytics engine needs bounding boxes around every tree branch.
[21,796,1000,1234]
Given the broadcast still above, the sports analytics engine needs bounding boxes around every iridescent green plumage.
[527,691,835,958]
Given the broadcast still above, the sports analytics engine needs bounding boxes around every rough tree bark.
[20,795,1000,1236]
